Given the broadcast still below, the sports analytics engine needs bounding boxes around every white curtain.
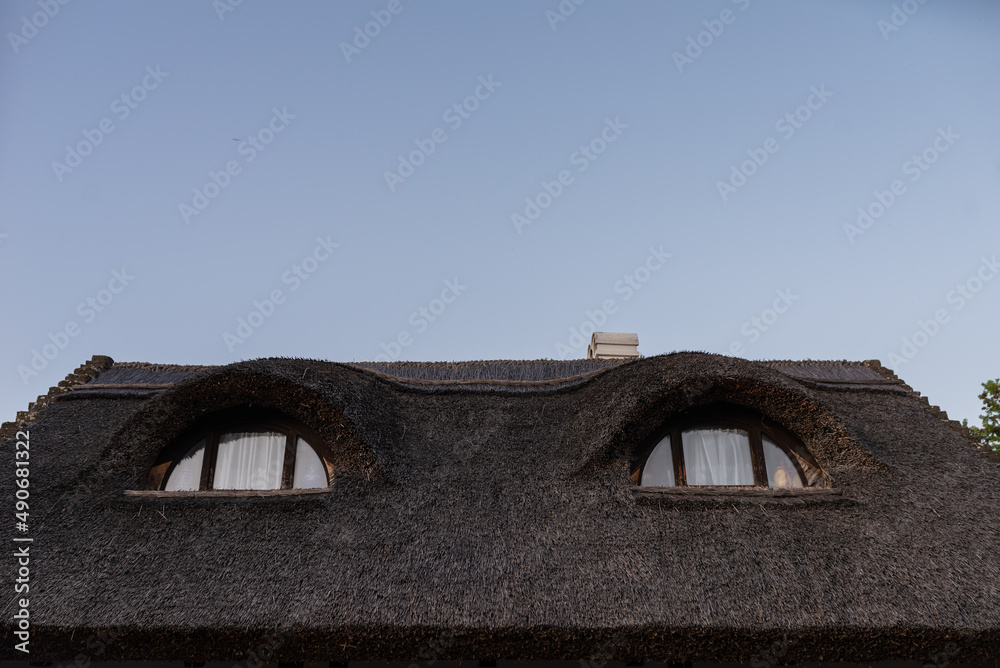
[762,435,803,488]
[214,431,285,490]
[165,439,206,491]
[682,428,753,486]
[292,437,327,488]
[641,434,675,486]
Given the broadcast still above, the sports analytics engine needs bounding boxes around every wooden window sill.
[123,487,332,499]
[633,485,840,497]
[631,485,851,506]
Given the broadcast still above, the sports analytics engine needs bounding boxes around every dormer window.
[148,415,330,492]
[633,407,811,489]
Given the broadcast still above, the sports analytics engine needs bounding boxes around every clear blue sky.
[2,1,998,427]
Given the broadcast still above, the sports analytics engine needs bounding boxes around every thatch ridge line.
[0,354,114,441]
[343,362,622,389]
[863,359,984,446]
[109,361,212,372]
[69,383,175,390]
[766,358,873,365]
[784,377,900,386]
[783,378,910,395]
[54,389,167,402]
[354,358,620,368]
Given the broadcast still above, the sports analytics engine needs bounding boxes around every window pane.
[293,437,327,488]
[164,439,206,491]
[640,434,675,486]
[762,435,803,489]
[214,431,285,490]
[682,428,753,486]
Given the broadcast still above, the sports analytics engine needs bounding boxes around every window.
[632,407,810,489]
[151,416,330,492]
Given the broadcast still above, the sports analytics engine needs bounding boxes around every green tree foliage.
[963,379,1000,452]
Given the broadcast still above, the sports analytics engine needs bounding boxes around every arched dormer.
[564,353,886,486]
[108,361,388,494]
[144,408,333,491]
[632,403,824,488]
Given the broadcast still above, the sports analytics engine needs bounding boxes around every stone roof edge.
[0,355,115,441]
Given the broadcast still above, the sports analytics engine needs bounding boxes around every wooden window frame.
[632,406,814,488]
[144,409,331,492]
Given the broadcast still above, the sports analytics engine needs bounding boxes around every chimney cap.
[587,332,639,359]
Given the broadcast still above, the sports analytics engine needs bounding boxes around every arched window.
[148,414,330,492]
[632,407,814,489]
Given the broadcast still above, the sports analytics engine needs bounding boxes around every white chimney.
[587,332,639,359]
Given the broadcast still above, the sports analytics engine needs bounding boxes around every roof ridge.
[345,362,622,388]
[110,361,213,371]
[763,359,868,366]
[353,358,626,367]
[862,359,986,449]
[1,355,115,441]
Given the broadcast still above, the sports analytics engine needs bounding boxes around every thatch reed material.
[2,353,997,663]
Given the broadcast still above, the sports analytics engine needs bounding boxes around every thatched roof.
[2,353,998,664]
